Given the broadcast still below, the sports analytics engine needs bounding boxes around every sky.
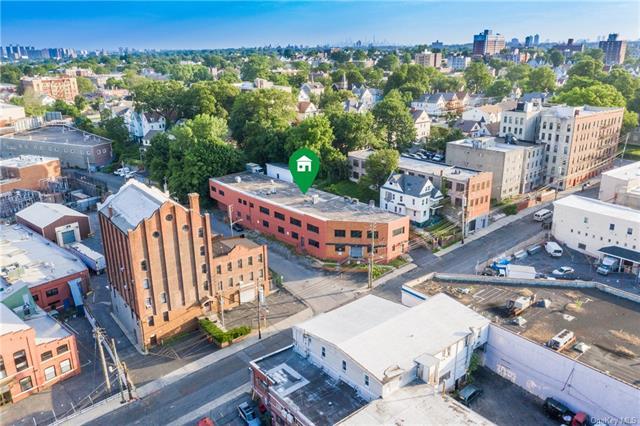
[1,1,639,50]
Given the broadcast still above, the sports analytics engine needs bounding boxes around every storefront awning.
[598,246,640,264]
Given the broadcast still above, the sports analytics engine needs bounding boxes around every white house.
[298,82,324,102]
[296,155,312,172]
[552,195,640,274]
[266,163,293,183]
[122,110,166,145]
[411,93,458,117]
[462,100,517,124]
[292,293,489,400]
[411,109,431,141]
[296,101,318,121]
[380,173,443,226]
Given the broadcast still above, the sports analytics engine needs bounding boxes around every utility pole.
[621,133,630,161]
[228,204,234,237]
[368,222,376,289]
[257,282,264,339]
[460,196,466,245]
[95,328,111,393]
[111,338,126,404]
[218,291,225,328]
[122,362,134,401]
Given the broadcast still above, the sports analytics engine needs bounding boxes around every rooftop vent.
[234,176,242,183]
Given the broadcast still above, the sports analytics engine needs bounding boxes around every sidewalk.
[54,307,312,425]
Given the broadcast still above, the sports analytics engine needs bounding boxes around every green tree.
[568,57,605,80]
[548,50,565,67]
[363,149,399,188]
[74,95,88,111]
[319,90,351,110]
[623,110,639,134]
[241,55,271,80]
[602,68,639,101]
[76,76,95,94]
[326,111,383,154]
[132,79,188,123]
[525,67,556,92]
[505,64,531,85]
[486,79,512,99]
[552,83,626,108]
[464,62,493,93]
[372,90,417,150]
[377,54,399,71]
[0,64,22,85]
[229,89,296,163]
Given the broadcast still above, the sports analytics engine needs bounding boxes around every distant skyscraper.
[431,40,444,50]
[599,33,627,65]
[524,35,534,47]
[534,34,540,45]
[472,29,505,56]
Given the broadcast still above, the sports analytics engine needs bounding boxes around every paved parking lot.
[468,367,555,426]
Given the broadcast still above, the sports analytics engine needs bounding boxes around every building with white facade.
[126,111,166,145]
[411,109,431,141]
[462,100,516,125]
[265,163,293,183]
[380,173,443,226]
[447,55,471,71]
[598,161,640,209]
[499,99,544,142]
[552,195,640,273]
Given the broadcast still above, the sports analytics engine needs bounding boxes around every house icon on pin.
[296,155,312,172]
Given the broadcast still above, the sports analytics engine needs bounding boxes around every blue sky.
[2,1,638,50]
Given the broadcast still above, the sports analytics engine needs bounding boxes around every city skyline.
[1,1,639,51]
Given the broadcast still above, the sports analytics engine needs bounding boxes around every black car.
[543,397,573,421]
[232,223,244,232]
[457,384,483,407]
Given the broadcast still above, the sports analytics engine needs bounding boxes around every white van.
[534,209,553,222]
[545,241,563,257]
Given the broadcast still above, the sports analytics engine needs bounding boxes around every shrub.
[199,319,251,343]
[502,204,518,215]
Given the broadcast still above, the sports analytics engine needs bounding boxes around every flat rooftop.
[408,279,640,387]
[338,382,493,425]
[602,162,640,181]
[0,224,87,290]
[212,236,260,256]
[254,346,368,425]
[398,156,483,180]
[212,172,403,223]
[3,125,112,147]
[448,137,538,153]
[554,195,640,223]
[0,301,71,342]
[0,155,58,168]
[541,105,624,119]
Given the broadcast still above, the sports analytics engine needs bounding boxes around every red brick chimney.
[188,193,200,214]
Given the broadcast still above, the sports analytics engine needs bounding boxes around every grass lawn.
[622,144,640,161]
[317,180,379,204]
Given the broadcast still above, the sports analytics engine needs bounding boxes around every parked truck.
[505,264,537,279]
[67,242,106,274]
[596,256,620,276]
[506,294,537,316]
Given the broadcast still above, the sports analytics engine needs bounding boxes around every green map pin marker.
[289,148,320,194]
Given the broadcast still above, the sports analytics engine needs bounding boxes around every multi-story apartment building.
[20,76,79,102]
[446,137,544,200]
[552,195,639,274]
[552,38,585,58]
[537,105,624,190]
[0,224,89,312]
[499,99,544,142]
[599,33,627,65]
[99,180,269,351]
[598,162,640,209]
[209,172,409,263]
[446,55,471,71]
[0,155,60,192]
[0,125,113,170]
[472,29,505,56]
[414,51,442,68]
[0,285,81,404]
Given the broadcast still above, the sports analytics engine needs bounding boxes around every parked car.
[481,267,498,276]
[124,170,137,179]
[232,223,245,232]
[526,244,543,256]
[543,397,573,422]
[432,154,444,162]
[552,266,575,276]
[114,167,130,176]
[533,209,553,222]
[545,241,563,257]
[457,384,483,406]
[238,402,261,426]
[196,417,215,426]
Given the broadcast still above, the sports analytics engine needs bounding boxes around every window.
[364,374,369,386]
[578,243,586,250]
[201,264,207,273]
[216,265,222,274]
[148,316,155,326]
[227,262,232,271]
[366,231,378,239]
[321,347,326,358]
[200,245,205,256]
[228,278,234,287]
[41,351,53,362]
[309,239,320,248]
[163,311,169,322]
[274,211,285,220]
[342,360,347,372]
[277,226,285,234]
[198,227,204,237]
[219,190,225,196]
[350,230,362,238]
[262,220,269,228]
[141,260,148,271]
[334,229,346,238]
[307,224,319,233]
[290,217,302,227]
[627,228,633,235]
[259,206,270,215]
[291,232,299,240]
[258,254,263,262]
[160,293,167,303]
[609,224,615,231]
[145,298,152,308]
[14,350,28,372]
[44,366,56,381]
[60,359,72,374]
[19,376,33,392]
[248,256,253,266]
[143,279,150,289]
[152,231,160,238]
[46,288,59,297]
[392,227,405,236]
[237,259,243,268]
[57,344,69,355]
[165,214,173,221]
[335,244,345,253]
